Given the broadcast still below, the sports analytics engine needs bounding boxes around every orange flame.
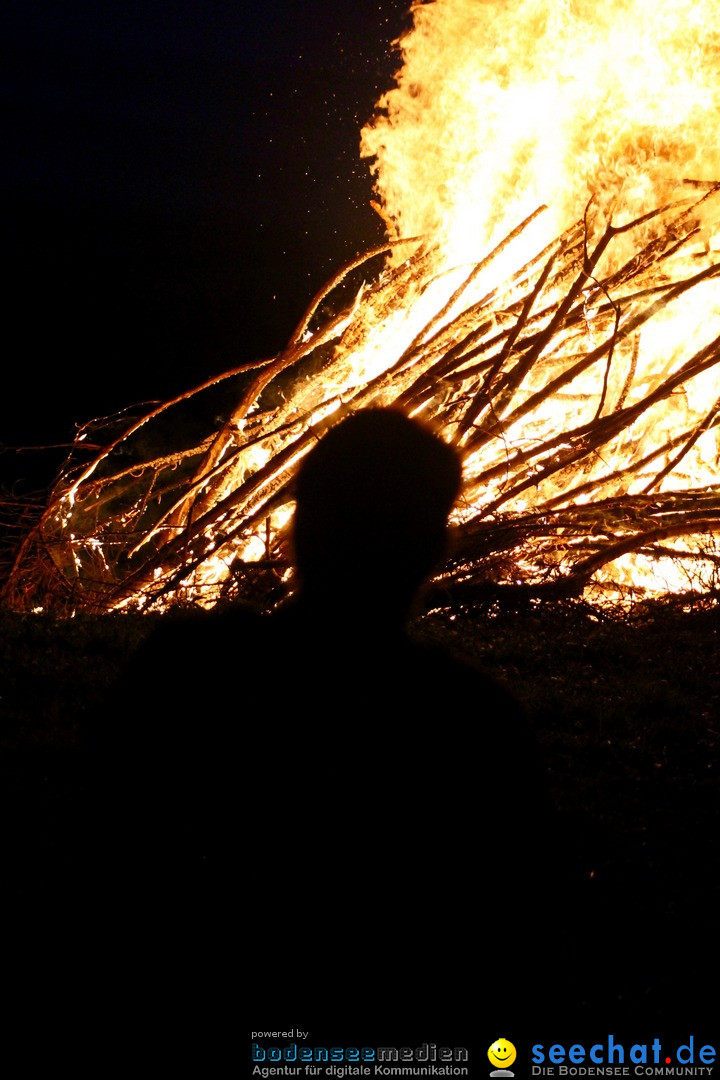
[361,0,720,263]
[355,0,720,600]
[18,0,720,613]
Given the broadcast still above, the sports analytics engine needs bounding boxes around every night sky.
[1,0,413,492]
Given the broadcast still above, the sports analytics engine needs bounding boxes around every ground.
[1,597,718,1025]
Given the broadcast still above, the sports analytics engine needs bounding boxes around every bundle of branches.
[4,181,720,615]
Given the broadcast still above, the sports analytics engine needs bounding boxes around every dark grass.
[418,600,720,863]
[1,597,719,1020]
[3,595,719,842]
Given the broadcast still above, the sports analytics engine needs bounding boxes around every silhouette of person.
[241,408,555,1014]
[89,406,557,1023]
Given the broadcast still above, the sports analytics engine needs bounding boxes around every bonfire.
[4,0,720,614]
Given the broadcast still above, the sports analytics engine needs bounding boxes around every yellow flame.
[361,0,720,262]
[36,0,720,612]
[354,0,720,600]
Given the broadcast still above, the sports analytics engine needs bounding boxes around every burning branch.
[3,184,719,614]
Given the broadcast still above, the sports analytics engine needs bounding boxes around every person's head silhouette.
[291,407,462,623]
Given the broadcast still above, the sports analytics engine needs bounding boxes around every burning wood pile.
[4,184,720,614]
[4,0,720,614]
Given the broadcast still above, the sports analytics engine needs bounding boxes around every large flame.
[356,0,720,599]
[8,0,720,613]
[361,0,720,264]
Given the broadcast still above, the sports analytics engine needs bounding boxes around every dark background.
[1,0,414,493]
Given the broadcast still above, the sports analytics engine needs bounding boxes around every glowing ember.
[3,0,719,613]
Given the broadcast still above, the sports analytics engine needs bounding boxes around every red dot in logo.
[665,1059,671,1065]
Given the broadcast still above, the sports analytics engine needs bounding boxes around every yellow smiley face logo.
[488,1040,517,1070]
